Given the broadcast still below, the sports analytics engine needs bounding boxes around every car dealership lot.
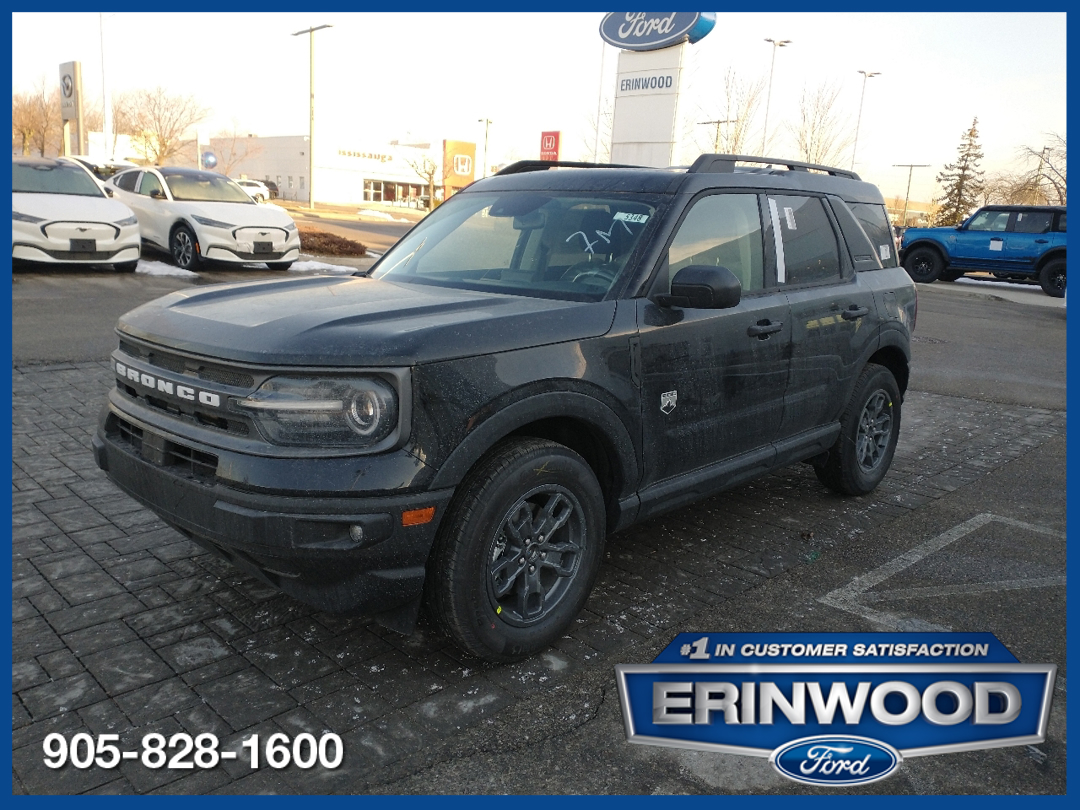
[11,269,1066,794]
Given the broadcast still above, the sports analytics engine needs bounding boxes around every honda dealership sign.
[599,12,715,51]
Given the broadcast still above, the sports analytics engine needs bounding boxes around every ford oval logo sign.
[770,736,902,786]
[599,12,716,51]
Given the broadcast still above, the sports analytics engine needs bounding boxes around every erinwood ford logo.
[615,633,1055,786]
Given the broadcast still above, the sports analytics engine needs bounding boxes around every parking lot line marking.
[819,513,1065,630]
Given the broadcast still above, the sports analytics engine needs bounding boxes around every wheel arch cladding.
[428,391,638,527]
[1035,248,1066,272]
[868,344,909,397]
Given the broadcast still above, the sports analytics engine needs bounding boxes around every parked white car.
[107,167,301,271]
[12,156,142,272]
[233,178,271,203]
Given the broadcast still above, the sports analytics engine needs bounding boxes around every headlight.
[115,215,138,227]
[13,210,46,223]
[284,221,297,232]
[191,215,235,229]
[233,376,398,448]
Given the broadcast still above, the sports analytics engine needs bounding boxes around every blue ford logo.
[599,12,715,51]
[770,736,902,786]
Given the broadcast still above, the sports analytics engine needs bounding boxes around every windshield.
[161,171,254,203]
[373,191,657,301]
[12,162,104,197]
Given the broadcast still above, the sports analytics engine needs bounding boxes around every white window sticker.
[783,207,797,230]
[880,244,891,261]
[614,212,649,224]
[768,199,786,283]
[990,240,1003,251]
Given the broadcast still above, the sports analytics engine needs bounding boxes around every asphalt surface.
[10,268,1068,795]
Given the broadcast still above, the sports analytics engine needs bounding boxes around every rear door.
[765,193,881,439]
[1004,209,1055,271]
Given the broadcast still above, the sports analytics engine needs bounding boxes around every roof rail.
[688,154,861,180]
[494,159,644,176]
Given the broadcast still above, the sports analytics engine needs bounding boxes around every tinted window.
[768,195,841,285]
[375,191,656,302]
[12,161,104,197]
[161,170,252,203]
[666,193,764,292]
[1011,210,1053,234]
[114,170,139,192]
[137,172,164,197]
[1056,212,1066,233]
[850,202,898,267]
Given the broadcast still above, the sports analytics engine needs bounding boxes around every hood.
[13,192,135,223]
[176,200,294,228]
[116,275,618,366]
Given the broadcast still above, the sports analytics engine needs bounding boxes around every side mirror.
[657,265,742,309]
[104,187,114,197]
[150,188,165,200]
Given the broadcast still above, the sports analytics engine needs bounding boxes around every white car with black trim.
[233,178,271,203]
[107,166,301,271]
[12,156,142,272]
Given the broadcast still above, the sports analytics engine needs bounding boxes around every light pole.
[699,119,735,153]
[761,38,791,155]
[478,118,492,178]
[893,163,929,227]
[292,24,332,210]
[851,70,881,170]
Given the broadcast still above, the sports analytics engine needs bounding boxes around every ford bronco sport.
[93,154,916,662]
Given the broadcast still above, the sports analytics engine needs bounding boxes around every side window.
[1056,212,1066,233]
[666,193,764,292]
[1011,211,1053,234]
[137,173,164,197]
[967,210,1009,231]
[114,170,139,192]
[850,202,898,267]
[767,195,841,285]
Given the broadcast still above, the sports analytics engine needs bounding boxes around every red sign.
[540,131,561,162]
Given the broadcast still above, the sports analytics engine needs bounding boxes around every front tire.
[114,260,138,273]
[903,246,944,283]
[170,225,201,271]
[815,364,902,496]
[266,261,293,271]
[1039,258,1066,298]
[939,269,965,282]
[427,438,606,662]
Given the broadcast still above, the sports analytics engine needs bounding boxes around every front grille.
[118,340,255,388]
[117,382,249,436]
[110,416,219,483]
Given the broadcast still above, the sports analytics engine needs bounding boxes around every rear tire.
[903,246,944,283]
[1039,258,1066,298]
[426,438,606,662]
[814,364,902,496]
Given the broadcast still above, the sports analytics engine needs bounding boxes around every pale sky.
[11,12,1067,203]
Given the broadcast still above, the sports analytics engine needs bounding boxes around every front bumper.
[93,406,453,616]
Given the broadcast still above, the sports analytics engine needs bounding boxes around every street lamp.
[761,38,791,154]
[292,24,332,210]
[699,119,735,153]
[851,70,881,170]
[478,118,493,178]
[893,163,929,227]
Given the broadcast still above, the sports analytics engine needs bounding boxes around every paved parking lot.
[12,355,1066,794]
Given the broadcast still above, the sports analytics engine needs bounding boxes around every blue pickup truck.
[900,205,1066,297]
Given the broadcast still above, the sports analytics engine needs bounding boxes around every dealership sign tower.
[601,12,715,167]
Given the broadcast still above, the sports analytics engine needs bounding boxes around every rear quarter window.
[850,203,898,267]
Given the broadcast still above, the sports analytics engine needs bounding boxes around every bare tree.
[788,82,853,167]
[1019,133,1066,205]
[125,87,208,164]
[12,91,38,155]
[580,102,613,163]
[405,156,444,209]
[213,121,264,176]
[695,69,766,155]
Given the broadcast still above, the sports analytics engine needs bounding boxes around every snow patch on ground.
[357,208,412,223]
[289,260,359,274]
[135,260,199,278]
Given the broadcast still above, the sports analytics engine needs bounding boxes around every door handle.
[1035,239,1049,244]
[841,306,870,321]
[747,320,783,337]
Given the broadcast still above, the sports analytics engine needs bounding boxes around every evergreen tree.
[931,118,985,226]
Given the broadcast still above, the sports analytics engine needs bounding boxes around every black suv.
[93,155,916,662]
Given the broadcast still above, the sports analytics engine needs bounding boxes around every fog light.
[349,525,365,543]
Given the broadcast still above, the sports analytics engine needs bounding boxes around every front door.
[637,192,790,490]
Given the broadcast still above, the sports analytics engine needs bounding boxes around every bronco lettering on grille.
[115,361,222,408]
